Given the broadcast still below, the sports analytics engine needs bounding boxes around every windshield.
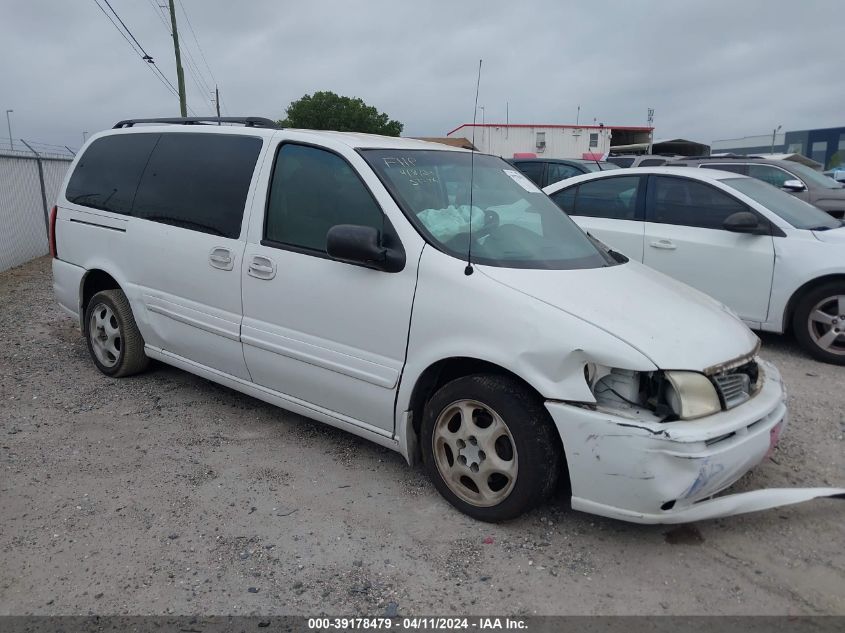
[786,162,844,189]
[362,150,612,269]
[723,177,842,230]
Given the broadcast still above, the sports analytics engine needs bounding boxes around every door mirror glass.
[326,224,404,272]
[782,179,806,191]
[723,211,764,234]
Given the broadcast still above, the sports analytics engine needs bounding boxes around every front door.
[642,175,775,324]
[240,142,420,433]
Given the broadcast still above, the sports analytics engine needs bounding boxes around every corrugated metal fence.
[0,148,73,272]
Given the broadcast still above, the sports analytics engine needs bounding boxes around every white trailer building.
[446,123,652,159]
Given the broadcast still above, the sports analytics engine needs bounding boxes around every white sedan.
[544,167,845,364]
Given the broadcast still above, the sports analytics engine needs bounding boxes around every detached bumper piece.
[547,360,845,524]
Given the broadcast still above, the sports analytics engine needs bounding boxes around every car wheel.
[793,282,845,365]
[421,374,562,522]
[84,289,150,377]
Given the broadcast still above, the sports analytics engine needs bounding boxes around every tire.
[792,282,845,365]
[420,374,562,522]
[83,289,149,377]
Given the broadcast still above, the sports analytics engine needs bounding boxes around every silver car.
[669,157,845,218]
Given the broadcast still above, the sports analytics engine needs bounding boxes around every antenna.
[465,59,482,276]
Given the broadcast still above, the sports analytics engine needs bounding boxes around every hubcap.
[432,399,518,507]
[808,295,845,356]
[88,303,122,368]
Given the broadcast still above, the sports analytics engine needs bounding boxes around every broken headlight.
[588,366,721,422]
[662,371,721,420]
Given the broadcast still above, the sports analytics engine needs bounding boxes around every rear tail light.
[49,205,58,258]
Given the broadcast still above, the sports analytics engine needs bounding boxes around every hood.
[813,226,845,243]
[478,261,758,372]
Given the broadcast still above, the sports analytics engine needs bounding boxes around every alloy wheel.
[431,399,518,507]
[89,303,122,368]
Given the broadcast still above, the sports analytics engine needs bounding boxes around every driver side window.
[648,176,749,230]
[265,143,385,252]
[748,164,792,188]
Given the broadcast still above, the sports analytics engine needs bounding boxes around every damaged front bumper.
[546,360,844,523]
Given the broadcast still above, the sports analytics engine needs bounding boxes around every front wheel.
[793,282,845,365]
[421,374,562,522]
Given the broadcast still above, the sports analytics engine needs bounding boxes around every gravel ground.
[0,256,843,616]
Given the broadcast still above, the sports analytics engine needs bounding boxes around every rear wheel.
[84,289,149,377]
[421,374,562,522]
[793,282,845,365]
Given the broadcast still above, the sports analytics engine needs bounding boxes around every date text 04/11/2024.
[307,617,528,630]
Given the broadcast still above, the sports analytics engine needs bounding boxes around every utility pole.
[647,108,655,155]
[5,109,13,150]
[168,0,188,117]
[215,86,221,122]
[771,124,782,155]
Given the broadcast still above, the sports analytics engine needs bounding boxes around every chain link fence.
[0,141,74,272]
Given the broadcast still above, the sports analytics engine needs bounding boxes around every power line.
[93,0,197,115]
[145,0,214,115]
[178,0,218,86]
[178,0,227,115]
[92,0,177,98]
[102,0,153,60]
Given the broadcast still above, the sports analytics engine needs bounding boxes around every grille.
[713,373,751,408]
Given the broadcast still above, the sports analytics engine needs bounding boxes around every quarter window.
[65,134,159,215]
[265,144,385,252]
[567,176,640,220]
[133,133,262,238]
[649,176,748,230]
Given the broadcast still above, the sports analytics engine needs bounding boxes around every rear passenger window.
[546,163,581,185]
[264,144,384,252]
[649,176,748,229]
[570,176,640,220]
[638,158,666,167]
[549,187,576,213]
[513,162,544,186]
[133,133,262,238]
[65,134,159,215]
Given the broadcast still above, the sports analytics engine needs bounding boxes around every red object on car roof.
[582,152,604,160]
[512,152,537,159]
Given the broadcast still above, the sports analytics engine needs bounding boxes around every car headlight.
[664,371,721,420]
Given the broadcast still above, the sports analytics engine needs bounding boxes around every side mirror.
[326,224,405,272]
[723,211,765,234]
[782,179,806,192]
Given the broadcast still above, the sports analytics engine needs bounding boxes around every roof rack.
[113,117,281,129]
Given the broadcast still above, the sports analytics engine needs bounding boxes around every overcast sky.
[1,0,842,151]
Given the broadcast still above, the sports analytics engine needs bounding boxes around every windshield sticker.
[503,168,541,193]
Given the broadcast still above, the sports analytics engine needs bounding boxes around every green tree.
[278,91,403,136]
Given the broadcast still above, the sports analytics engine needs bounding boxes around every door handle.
[209,246,234,271]
[649,239,677,250]
[248,255,276,280]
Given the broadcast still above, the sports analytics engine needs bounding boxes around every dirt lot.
[1,256,843,616]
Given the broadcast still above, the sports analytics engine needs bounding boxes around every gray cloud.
[1,0,842,151]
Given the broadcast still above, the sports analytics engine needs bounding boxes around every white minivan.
[51,117,836,524]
